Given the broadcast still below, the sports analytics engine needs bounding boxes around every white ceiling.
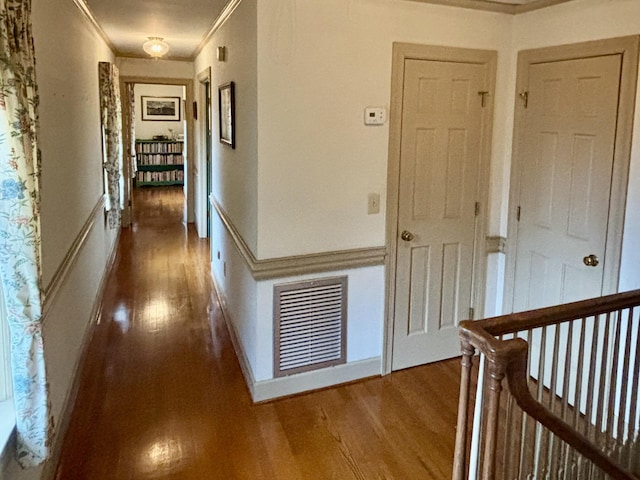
[81,0,569,61]
[84,0,229,60]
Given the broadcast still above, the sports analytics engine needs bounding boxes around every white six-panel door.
[512,55,622,312]
[392,58,489,370]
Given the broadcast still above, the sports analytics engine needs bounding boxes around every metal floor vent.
[274,276,348,377]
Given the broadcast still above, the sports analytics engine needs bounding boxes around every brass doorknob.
[583,254,599,267]
[401,230,414,242]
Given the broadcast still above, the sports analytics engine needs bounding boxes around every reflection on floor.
[53,185,462,480]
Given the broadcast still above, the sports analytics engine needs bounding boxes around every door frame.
[504,36,640,313]
[120,76,195,226]
[384,43,497,374]
[197,67,212,238]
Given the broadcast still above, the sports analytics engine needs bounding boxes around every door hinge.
[478,91,489,108]
[519,91,529,109]
[475,202,480,217]
[517,206,521,222]
[469,307,475,320]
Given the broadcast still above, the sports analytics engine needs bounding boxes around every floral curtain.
[98,62,122,229]
[0,0,52,467]
[127,82,137,178]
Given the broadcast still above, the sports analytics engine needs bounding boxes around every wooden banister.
[463,289,640,337]
[454,289,640,480]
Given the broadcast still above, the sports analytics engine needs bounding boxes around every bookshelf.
[135,140,184,187]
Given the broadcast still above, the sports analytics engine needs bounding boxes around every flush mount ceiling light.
[143,37,169,59]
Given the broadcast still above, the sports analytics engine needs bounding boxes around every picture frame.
[218,82,235,148]
[141,96,181,121]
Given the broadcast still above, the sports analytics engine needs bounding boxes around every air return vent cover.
[274,276,348,378]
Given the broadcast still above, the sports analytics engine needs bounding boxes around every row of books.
[137,154,184,166]
[135,142,183,154]
[136,170,184,183]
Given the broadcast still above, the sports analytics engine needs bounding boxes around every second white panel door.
[392,58,488,370]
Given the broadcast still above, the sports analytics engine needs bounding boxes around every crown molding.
[71,0,116,53]
[408,0,514,13]
[193,0,243,59]
[407,0,575,15]
[514,0,575,14]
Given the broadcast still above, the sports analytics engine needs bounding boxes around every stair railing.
[453,289,640,480]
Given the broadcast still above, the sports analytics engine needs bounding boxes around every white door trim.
[504,36,640,313]
[384,43,497,374]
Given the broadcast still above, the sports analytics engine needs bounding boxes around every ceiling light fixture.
[143,37,169,59]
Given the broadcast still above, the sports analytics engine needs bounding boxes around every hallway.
[53,186,462,480]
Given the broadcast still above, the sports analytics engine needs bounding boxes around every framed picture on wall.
[141,96,181,121]
[218,82,235,148]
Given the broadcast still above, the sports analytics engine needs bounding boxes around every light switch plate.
[368,193,380,214]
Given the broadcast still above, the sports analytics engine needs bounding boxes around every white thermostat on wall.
[364,107,387,125]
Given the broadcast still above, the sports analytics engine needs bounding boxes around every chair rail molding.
[42,196,106,319]
[210,196,386,280]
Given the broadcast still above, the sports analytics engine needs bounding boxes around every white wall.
[256,0,514,260]
[254,0,515,345]
[511,0,640,292]
[37,6,116,287]
[1,0,120,478]
[193,0,260,375]
[194,0,258,253]
[196,0,515,388]
[210,211,258,375]
[196,0,640,394]
[134,83,185,140]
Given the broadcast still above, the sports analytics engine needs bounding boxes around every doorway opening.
[120,77,195,228]
[197,68,212,239]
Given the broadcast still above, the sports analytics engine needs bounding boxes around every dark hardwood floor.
[53,186,463,480]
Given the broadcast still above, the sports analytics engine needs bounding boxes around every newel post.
[453,341,476,480]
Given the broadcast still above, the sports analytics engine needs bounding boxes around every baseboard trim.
[211,268,381,403]
[251,357,381,403]
[42,197,105,319]
[40,227,120,480]
[209,268,257,400]
[211,196,386,280]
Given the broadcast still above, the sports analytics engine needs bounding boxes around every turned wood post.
[453,342,476,480]
[481,359,505,480]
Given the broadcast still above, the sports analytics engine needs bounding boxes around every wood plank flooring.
[53,186,464,480]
